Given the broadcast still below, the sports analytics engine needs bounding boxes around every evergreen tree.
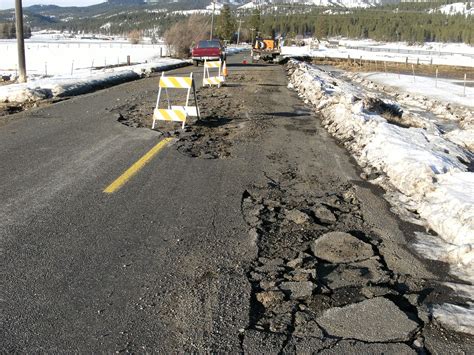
[248,8,261,34]
[216,5,235,42]
[25,26,32,39]
[9,23,16,39]
[0,23,8,39]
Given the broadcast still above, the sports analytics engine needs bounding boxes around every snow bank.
[0,59,186,104]
[345,72,474,149]
[420,172,474,254]
[288,60,474,334]
[287,60,473,268]
[432,303,474,335]
[446,129,474,151]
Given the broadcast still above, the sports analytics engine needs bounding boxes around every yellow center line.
[103,137,173,194]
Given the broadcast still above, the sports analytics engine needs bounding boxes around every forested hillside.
[254,6,473,44]
[0,1,472,44]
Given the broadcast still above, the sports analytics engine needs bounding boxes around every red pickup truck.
[191,40,226,66]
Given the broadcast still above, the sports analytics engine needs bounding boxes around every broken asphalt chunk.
[316,297,419,342]
[279,281,314,300]
[311,231,374,263]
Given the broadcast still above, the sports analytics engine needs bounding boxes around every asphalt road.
[1,52,472,352]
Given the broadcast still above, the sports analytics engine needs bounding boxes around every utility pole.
[15,0,27,83]
[210,0,216,40]
[237,19,243,44]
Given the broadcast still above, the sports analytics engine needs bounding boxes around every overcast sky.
[0,1,106,10]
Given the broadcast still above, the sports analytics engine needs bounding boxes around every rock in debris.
[279,281,314,299]
[255,258,285,274]
[285,268,316,282]
[311,205,337,223]
[361,285,399,299]
[256,291,284,308]
[311,231,374,263]
[287,257,303,269]
[316,297,419,342]
[285,209,310,224]
[259,280,277,291]
[319,340,416,354]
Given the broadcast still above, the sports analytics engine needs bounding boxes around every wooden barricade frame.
[203,59,225,88]
[152,72,200,130]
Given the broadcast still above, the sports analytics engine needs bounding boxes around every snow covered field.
[0,32,183,103]
[0,32,247,104]
[287,60,473,333]
[0,36,169,79]
[430,2,474,16]
[355,72,473,108]
[282,40,474,67]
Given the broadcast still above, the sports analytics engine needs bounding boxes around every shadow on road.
[196,116,232,128]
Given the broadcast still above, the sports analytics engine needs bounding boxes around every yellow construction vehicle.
[251,36,281,63]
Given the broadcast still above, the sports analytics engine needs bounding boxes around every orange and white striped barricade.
[152,72,200,129]
[203,59,225,88]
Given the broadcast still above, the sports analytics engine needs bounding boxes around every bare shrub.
[164,15,210,58]
[128,30,141,45]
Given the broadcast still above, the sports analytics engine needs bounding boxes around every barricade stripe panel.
[203,77,225,85]
[203,78,216,85]
[160,109,172,121]
[204,61,221,68]
[159,77,193,88]
[154,109,186,122]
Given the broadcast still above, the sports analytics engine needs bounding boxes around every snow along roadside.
[287,60,473,333]
[0,58,188,104]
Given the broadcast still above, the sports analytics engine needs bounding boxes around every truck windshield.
[198,40,221,48]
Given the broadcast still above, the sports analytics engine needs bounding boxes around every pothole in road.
[239,171,435,353]
[112,75,273,160]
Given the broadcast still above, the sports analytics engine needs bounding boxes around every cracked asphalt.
[1,52,473,353]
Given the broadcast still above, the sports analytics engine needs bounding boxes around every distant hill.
[0,0,471,42]
[108,0,145,4]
